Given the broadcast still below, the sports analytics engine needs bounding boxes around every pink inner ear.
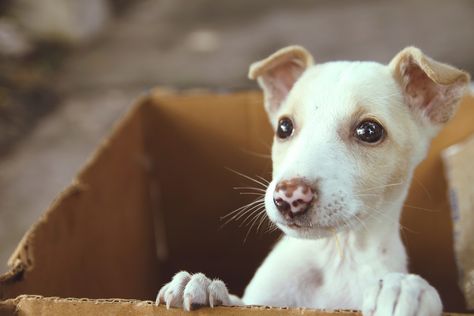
[404,64,437,109]
[402,60,462,124]
[262,60,305,113]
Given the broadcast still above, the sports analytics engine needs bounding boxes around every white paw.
[362,273,442,316]
[156,271,231,311]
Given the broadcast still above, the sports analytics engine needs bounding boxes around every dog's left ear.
[249,45,313,124]
[390,47,470,125]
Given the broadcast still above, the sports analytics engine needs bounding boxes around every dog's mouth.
[275,222,347,240]
[275,216,353,236]
[276,220,318,230]
[282,221,308,229]
[286,222,301,228]
[279,221,335,229]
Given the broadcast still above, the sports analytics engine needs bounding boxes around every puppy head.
[249,46,469,239]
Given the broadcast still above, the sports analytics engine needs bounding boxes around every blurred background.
[0,0,473,272]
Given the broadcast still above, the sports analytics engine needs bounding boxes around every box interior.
[1,90,474,314]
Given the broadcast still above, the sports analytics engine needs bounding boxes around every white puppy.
[156,46,470,316]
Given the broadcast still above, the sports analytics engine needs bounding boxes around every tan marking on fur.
[248,46,314,80]
[383,149,411,200]
[299,267,324,289]
[337,105,367,143]
[248,46,314,117]
[355,131,413,216]
[390,46,470,86]
[337,104,390,150]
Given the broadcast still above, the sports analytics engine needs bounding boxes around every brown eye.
[277,117,294,139]
[355,120,384,143]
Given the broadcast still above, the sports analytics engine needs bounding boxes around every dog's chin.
[273,214,366,239]
[274,221,344,239]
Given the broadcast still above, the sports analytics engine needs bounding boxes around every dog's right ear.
[389,47,470,125]
[248,45,313,122]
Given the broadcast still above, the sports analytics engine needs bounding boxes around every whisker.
[331,228,344,259]
[250,210,267,232]
[346,212,368,233]
[353,193,379,197]
[239,148,272,159]
[232,202,265,224]
[358,182,404,193]
[256,211,268,233]
[263,220,278,234]
[240,205,266,226]
[256,175,270,184]
[221,200,261,219]
[225,169,271,238]
[244,209,266,242]
[258,138,272,151]
[220,198,264,220]
[233,186,266,193]
[239,192,265,196]
[365,206,418,234]
[340,214,356,234]
[226,168,268,189]
[412,176,432,201]
[403,203,438,213]
[220,203,263,229]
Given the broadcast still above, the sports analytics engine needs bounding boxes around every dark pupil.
[356,121,383,143]
[277,118,293,139]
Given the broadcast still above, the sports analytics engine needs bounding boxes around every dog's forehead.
[288,61,399,119]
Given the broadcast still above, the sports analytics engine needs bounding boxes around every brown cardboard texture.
[0,90,474,315]
[443,134,474,309]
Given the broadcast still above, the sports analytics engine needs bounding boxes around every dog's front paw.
[362,273,442,316]
[156,271,231,311]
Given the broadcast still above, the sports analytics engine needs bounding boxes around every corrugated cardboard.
[0,90,473,315]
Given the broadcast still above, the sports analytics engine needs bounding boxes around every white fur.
[157,47,469,316]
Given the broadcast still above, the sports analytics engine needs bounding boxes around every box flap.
[9,295,362,316]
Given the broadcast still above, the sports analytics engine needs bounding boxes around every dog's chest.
[244,236,399,308]
[288,256,365,309]
[272,238,388,309]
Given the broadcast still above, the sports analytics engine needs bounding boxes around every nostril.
[292,199,304,207]
[274,198,291,214]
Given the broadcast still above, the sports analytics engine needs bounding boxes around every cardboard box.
[0,90,473,315]
[443,134,474,310]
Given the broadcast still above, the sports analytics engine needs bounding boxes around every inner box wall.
[143,92,278,296]
[2,102,160,300]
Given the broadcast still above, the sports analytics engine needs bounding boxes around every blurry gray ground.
[1,0,474,271]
